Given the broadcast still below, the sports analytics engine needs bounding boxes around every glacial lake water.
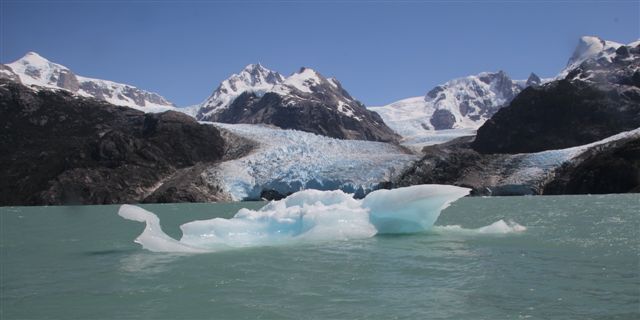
[1,194,638,319]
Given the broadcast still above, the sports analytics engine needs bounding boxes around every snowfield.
[204,123,419,201]
[6,52,176,111]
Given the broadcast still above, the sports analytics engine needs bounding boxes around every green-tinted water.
[1,195,639,319]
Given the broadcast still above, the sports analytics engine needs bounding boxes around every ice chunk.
[178,189,376,250]
[119,185,477,253]
[433,219,527,235]
[364,185,471,234]
[117,205,208,253]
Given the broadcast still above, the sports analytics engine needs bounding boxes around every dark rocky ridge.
[393,134,640,196]
[543,138,640,194]
[472,42,640,154]
[0,79,237,206]
[210,91,399,142]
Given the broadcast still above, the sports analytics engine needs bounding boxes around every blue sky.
[2,0,639,107]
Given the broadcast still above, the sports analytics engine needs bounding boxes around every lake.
[1,194,638,319]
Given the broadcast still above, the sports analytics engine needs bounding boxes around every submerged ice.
[119,185,524,253]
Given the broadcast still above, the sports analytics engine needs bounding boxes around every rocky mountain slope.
[369,36,632,150]
[393,129,640,196]
[472,38,640,154]
[544,138,640,194]
[394,36,640,195]
[0,79,234,206]
[195,65,400,142]
[1,52,176,111]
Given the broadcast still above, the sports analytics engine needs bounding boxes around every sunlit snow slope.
[2,52,176,111]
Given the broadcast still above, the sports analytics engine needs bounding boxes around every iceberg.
[119,185,476,253]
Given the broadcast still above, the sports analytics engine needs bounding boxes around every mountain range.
[1,35,638,205]
[1,52,175,111]
[2,35,630,145]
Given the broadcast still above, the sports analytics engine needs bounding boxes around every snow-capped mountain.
[369,36,634,150]
[369,70,531,148]
[196,63,285,119]
[473,38,640,154]
[563,37,640,85]
[196,65,400,142]
[557,36,625,78]
[1,52,176,111]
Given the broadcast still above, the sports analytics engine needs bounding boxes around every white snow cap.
[558,36,626,78]
[7,51,71,87]
[276,67,324,94]
[4,51,176,110]
[197,64,365,120]
[198,63,285,117]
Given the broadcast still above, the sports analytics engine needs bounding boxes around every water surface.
[1,195,638,319]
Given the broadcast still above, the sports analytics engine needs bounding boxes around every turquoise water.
[1,195,638,319]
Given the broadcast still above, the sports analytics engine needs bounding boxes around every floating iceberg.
[120,185,528,253]
[120,185,486,253]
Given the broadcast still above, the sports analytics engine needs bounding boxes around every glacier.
[204,123,419,201]
[119,184,523,253]
[498,127,640,187]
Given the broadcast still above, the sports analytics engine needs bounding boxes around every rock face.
[525,73,542,86]
[393,131,640,196]
[2,52,176,110]
[0,79,231,206]
[197,65,400,143]
[473,39,640,154]
[544,138,640,194]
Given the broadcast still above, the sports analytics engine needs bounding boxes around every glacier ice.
[205,123,419,200]
[119,184,491,253]
[364,184,471,234]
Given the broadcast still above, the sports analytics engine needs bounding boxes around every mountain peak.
[197,63,285,118]
[526,72,542,86]
[4,51,175,109]
[566,36,622,67]
[556,36,624,78]
[275,67,325,95]
[242,63,268,73]
[15,51,58,69]
[294,67,321,78]
[24,51,46,59]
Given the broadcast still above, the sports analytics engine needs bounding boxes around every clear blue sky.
[2,0,639,107]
